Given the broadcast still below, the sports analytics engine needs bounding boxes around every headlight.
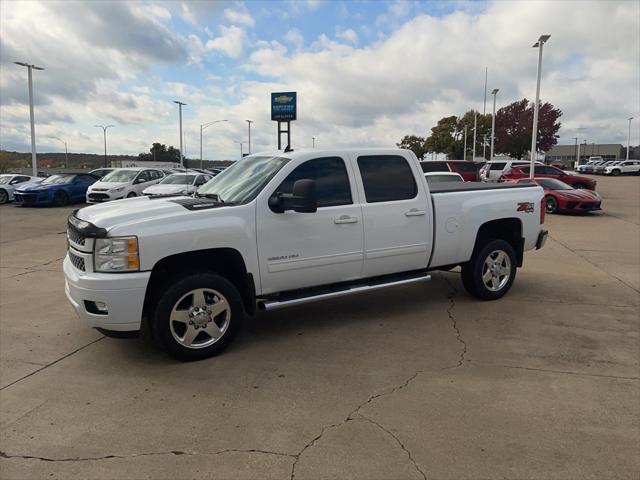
[94,236,140,272]
[111,186,125,193]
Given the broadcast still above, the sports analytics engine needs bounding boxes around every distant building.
[545,144,624,166]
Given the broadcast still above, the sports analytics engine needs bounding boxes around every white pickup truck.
[64,149,548,360]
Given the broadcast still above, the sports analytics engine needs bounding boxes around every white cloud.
[336,28,359,45]
[205,25,245,59]
[284,28,304,50]
[224,3,255,27]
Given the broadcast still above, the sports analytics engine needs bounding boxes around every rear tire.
[152,272,243,361]
[461,239,517,301]
[53,190,69,207]
[127,192,137,198]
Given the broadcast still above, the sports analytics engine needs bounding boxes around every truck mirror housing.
[269,179,317,214]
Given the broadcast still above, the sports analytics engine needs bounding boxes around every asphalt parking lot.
[0,175,638,479]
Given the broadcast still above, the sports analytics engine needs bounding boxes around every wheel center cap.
[191,307,211,327]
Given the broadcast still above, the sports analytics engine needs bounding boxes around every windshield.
[0,175,12,185]
[101,170,138,183]
[161,174,196,185]
[198,155,290,204]
[537,178,572,190]
[42,174,75,185]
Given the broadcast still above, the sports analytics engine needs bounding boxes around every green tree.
[397,135,427,159]
[423,112,491,160]
[494,99,562,159]
[138,143,181,163]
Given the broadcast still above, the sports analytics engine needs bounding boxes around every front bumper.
[86,191,124,203]
[63,255,150,331]
[536,229,548,250]
[14,192,51,205]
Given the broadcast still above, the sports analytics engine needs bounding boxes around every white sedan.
[86,167,165,203]
[0,174,42,204]
[424,171,464,186]
[142,173,211,197]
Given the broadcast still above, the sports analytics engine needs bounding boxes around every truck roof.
[249,148,412,159]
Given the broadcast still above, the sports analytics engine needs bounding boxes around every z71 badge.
[517,202,535,213]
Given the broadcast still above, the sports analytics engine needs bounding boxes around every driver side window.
[136,170,151,183]
[273,157,352,208]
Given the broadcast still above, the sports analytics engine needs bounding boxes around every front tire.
[152,272,243,361]
[545,195,558,213]
[461,239,517,301]
[0,189,8,204]
[127,192,137,198]
[611,169,620,176]
[53,190,69,207]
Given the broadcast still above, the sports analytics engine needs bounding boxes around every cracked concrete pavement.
[0,176,638,479]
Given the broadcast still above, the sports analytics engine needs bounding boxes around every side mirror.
[269,179,317,214]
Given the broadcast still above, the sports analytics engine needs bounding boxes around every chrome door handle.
[405,209,426,217]
[334,215,358,224]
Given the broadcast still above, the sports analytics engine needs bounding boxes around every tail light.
[540,197,546,224]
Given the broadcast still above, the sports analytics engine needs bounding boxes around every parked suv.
[86,168,165,203]
[419,160,480,181]
[500,164,596,190]
[603,160,640,176]
[480,160,540,182]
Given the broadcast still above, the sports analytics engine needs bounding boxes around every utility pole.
[173,101,186,166]
[51,137,68,168]
[483,66,488,115]
[530,34,551,179]
[14,62,44,176]
[235,141,244,160]
[245,120,253,155]
[200,120,228,170]
[94,125,114,167]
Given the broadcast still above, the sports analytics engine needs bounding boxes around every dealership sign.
[271,92,297,121]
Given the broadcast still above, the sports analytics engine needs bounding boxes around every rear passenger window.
[420,162,449,173]
[275,157,352,208]
[489,162,506,170]
[358,155,417,203]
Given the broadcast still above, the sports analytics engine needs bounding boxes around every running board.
[258,273,431,311]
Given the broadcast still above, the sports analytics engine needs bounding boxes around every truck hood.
[76,196,196,230]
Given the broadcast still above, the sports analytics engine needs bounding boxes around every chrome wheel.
[482,250,511,292]
[169,288,230,349]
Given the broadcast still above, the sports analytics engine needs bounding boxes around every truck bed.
[429,181,533,194]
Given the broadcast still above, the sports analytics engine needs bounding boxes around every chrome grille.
[69,251,86,271]
[67,225,86,246]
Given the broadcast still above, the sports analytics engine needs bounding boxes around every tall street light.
[463,126,467,161]
[530,34,551,179]
[94,124,114,167]
[245,119,253,155]
[173,101,186,166]
[14,62,44,176]
[472,111,477,161]
[627,117,634,161]
[234,141,244,160]
[312,136,316,148]
[490,88,499,161]
[200,120,228,169]
[50,136,68,168]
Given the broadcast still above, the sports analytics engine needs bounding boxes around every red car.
[419,160,480,182]
[508,178,602,213]
[500,164,596,190]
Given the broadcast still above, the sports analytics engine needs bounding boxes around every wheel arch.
[472,217,524,267]
[143,248,256,321]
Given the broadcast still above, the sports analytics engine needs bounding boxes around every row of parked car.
[0,166,226,206]
[576,159,640,176]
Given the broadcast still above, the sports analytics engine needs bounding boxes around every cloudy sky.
[1,0,638,160]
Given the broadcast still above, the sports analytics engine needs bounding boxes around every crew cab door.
[256,156,364,294]
[354,154,431,277]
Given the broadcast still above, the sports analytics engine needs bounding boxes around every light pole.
[312,136,316,148]
[472,111,477,161]
[463,125,467,161]
[245,120,253,155]
[490,88,499,161]
[173,101,186,166]
[14,62,44,176]
[51,136,68,168]
[200,120,228,169]
[530,34,551,179]
[627,117,634,161]
[234,141,244,160]
[94,124,114,167]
